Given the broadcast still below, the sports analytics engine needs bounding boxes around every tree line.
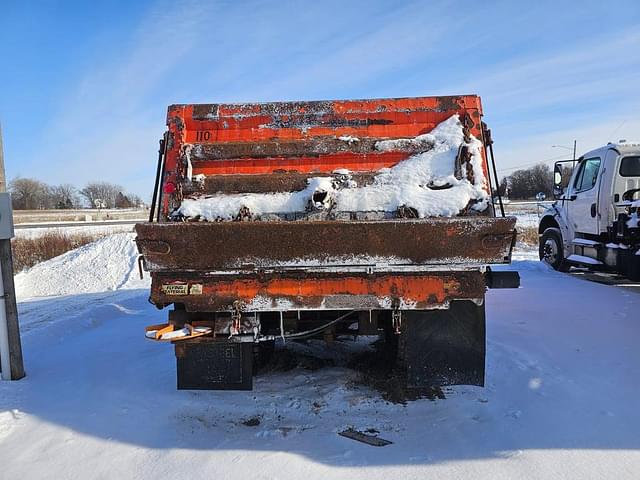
[498,163,554,200]
[9,178,145,210]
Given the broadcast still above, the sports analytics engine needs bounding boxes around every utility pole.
[0,122,25,380]
[573,140,577,161]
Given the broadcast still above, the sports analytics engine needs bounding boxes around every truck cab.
[538,141,640,279]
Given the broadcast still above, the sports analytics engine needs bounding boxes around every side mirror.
[553,164,564,199]
[536,192,546,202]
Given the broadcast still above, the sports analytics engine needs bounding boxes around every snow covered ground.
[14,233,146,297]
[14,223,136,240]
[502,202,551,229]
[1,234,639,479]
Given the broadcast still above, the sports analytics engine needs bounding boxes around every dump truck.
[539,141,640,279]
[135,95,519,390]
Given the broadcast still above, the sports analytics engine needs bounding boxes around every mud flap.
[174,339,253,390]
[403,300,486,387]
[618,249,640,281]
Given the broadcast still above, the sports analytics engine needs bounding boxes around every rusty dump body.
[136,95,518,390]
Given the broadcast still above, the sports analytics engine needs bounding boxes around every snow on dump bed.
[178,115,489,221]
[15,233,147,299]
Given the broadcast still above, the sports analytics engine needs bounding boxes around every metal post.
[0,122,25,380]
[149,135,166,223]
[573,140,576,161]
[481,123,505,217]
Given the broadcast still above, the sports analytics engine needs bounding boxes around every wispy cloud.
[238,1,459,100]
[495,116,640,176]
[25,0,468,196]
[465,29,640,110]
[29,0,218,196]
[5,0,640,195]
[438,27,640,171]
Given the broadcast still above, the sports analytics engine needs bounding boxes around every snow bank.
[178,115,489,221]
[14,233,148,299]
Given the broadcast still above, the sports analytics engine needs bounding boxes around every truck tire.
[539,227,569,272]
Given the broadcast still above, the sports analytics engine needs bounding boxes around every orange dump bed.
[137,95,515,313]
[158,95,487,217]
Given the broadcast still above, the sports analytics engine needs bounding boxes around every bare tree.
[128,193,144,208]
[50,184,80,209]
[115,192,132,208]
[9,177,50,210]
[10,178,144,210]
[80,182,124,208]
[504,163,553,199]
[498,177,509,197]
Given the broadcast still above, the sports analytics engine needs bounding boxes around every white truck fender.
[539,204,572,256]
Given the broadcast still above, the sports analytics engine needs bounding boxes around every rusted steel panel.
[186,96,481,122]
[185,136,428,175]
[148,270,487,312]
[188,137,397,159]
[180,111,469,143]
[186,152,409,176]
[175,96,482,140]
[160,95,486,218]
[183,172,377,195]
[135,217,516,272]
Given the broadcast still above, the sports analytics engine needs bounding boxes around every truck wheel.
[539,228,569,272]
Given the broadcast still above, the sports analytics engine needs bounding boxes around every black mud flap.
[403,300,486,387]
[618,249,640,281]
[175,339,253,390]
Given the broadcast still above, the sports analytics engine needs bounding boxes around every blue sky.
[1,0,639,199]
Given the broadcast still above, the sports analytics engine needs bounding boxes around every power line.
[607,119,627,142]
[497,153,569,173]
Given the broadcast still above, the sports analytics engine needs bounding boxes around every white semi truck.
[539,141,640,280]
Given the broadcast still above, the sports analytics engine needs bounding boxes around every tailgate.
[135,217,516,272]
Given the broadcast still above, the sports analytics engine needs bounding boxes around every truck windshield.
[620,156,640,176]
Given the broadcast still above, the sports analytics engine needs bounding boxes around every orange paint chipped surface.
[150,271,487,311]
[203,276,450,302]
[159,95,487,217]
[185,152,408,176]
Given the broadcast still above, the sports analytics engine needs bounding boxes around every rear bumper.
[135,217,517,312]
[148,270,488,312]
